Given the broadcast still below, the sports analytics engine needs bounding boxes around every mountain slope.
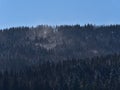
[0,24,120,70]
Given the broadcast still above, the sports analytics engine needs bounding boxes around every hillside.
[0,24,120,70]
[0,54,120,90]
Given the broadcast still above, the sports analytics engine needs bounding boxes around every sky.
[0,0,120,29]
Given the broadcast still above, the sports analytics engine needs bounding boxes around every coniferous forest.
[0,24,120,90]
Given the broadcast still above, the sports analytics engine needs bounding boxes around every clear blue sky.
[0,0,120,29]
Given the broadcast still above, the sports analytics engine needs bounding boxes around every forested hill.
[1,54,120,90]
[0,24,120,71]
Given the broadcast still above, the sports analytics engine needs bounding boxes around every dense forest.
[0,24,120,90]
[0,24,120,71]
[0,54,120,90]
